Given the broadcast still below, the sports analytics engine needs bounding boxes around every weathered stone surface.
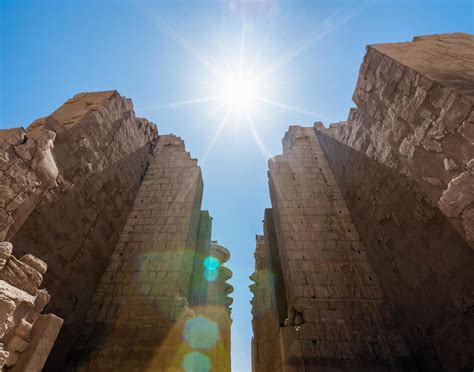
[462,206,474,241]
[317,128,474,371]
[399,138,415,159]
[251,213,286,372]
[19,254,47,275]
[0,243,12,271]
[11,314,63,372]
[439,169,474,217]
[0,242,63,371]
[8,91,159,370]
[252,33,473,372]
[69,135,231,371]
[0,127,58,241]
[252,126,416,371]
[443,158,459,171]
[327,33,474,245]
[459,112,474,144]
[2,91,231,371]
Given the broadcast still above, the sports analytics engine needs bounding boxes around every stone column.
[73,134,204,371]
[196,241,233,372]
[265,126,415,371]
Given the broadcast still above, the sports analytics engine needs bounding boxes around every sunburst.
[140,2,359,160]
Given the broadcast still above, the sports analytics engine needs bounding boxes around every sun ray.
[246,12,276,79]
[205,102,226,118]
[201,110,231,163]
[139,1,351,148]
[253,96,330,121]
[224,57,235,78]
[239,1,247,77]
[245,110,273,160]
[145,10,225,81]
[139,96,222,112]
[252,6,360,84]
[233,111,242,137]
[185,75,221,90]
[253,79,301,93]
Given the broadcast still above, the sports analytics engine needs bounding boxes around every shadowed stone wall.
[329,33,474,246]
[252,126,415,371]
[317,33,474,371]
[9,91,158,370]
[317,129,474,370]
[0,242,62,371]
[252,33,474,372]
[250,210,286,372]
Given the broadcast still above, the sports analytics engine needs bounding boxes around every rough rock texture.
[70,135,232,371]
[0,241,63,371]
[252,126,416,371]
[317,129,474,371]
[2,91,232,370]
[329,33,474,246]
[0,127,58,241]
[8,91,159,369]
[311,34,474,370]
[252,32,473,372]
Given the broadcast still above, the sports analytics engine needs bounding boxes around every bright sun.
[150,18,332,160]
[156,58,323,160]
[147,3,357,160]
[220,76,255,112]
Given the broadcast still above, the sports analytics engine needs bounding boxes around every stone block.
[11,314,63,372]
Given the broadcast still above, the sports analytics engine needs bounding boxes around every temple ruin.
[251,33,474,371]
[0,91,232,371]
[0,32,472,372]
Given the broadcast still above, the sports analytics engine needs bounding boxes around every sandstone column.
[254,126,415,371]
[74,134,204,370]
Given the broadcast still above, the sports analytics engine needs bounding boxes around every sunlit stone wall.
[70,134,231,371]
[1,91,233,371]
[253,125,415,371]
[0,127,58,241]
[6,91,159,370]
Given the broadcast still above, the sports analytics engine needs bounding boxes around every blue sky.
[1,1,472,371]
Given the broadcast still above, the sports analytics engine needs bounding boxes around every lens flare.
[203,256,220,282]
[183,316,219,350]
[182,352,211,372]
[203,256,220,270]
[204,268,219,282]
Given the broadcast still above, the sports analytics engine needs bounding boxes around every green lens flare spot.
[204,268,218,282]
[182,352,211,372]
[203,256,220,270]
[183,316,219,350]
